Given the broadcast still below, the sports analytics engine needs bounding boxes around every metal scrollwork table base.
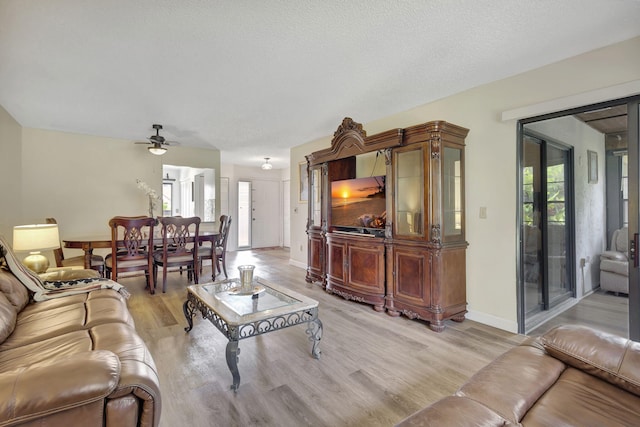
[183,277,322,392]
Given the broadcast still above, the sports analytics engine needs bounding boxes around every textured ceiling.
[1,1,640,169]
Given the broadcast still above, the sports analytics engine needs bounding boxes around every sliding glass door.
[629,99,640,340]
[522,133,575,321]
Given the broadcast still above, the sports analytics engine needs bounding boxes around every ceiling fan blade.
[133,124,178,151]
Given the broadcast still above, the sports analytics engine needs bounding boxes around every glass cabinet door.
[310,166,322,227]
[395,148,424,236]
[442,145,464,240]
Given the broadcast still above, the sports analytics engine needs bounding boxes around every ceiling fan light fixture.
[148,145,167,156]
[261,157,273,170]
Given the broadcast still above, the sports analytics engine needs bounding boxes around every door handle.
[631,233,639,268]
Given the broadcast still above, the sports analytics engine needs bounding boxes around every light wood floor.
[529,290,629,337]
[124,248,527,427]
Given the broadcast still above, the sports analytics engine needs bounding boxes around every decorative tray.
[228,284,266,297]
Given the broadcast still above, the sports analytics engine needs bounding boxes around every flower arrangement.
[136,179,160,217]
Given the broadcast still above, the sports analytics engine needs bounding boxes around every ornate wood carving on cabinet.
[306,117,469,332]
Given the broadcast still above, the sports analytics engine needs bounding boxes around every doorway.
[518,96,640,340]
[237,179,282,249]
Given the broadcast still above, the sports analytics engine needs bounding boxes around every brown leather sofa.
[397,325,640,426]
[0,264,161,426]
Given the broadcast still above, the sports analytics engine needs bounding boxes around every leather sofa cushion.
[542,324,640,397]
[0,320,159,425]
[0,266,29,311]
[0,290,133,351]
[455,342,565,424]
[0,292,17,343]
[600,258,629,276]
[0,322,153,376]
[0,329,92,370]
[0,350,120,426]
[521,367,640,426]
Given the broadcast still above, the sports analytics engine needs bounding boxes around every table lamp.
[12,224,60,274]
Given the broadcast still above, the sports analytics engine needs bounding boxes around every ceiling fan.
[135,124,178,155]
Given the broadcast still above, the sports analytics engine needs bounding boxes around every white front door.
[252,180,280,248]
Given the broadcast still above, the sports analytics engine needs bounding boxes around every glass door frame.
[628,98,639,340]
[517,96,640,338]
[519,131,576,326]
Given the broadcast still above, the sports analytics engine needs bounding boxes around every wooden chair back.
[158,216,201,257]
[215,215,232,278]
[154,216,201,292]
[108,216,156,289]
[45,217,64,267]
[218,216,232,252]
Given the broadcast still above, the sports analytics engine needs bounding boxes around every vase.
[238,265,255,292]
[148,196,154,218]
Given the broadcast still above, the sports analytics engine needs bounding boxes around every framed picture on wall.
[299,161,309,202]
[588,150,598,184]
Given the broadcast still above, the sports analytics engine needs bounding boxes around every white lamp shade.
[13,224,60,252]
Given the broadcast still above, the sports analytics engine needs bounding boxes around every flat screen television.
[331,175,386,235]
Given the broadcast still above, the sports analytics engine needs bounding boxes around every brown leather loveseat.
[0,250,161,426]
[397,325,640,426]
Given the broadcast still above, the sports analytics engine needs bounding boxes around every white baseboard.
[288,259,306,270]
[466,309,519,334]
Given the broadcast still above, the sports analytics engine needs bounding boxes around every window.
[546,163,566,226]
[523,166,535,225]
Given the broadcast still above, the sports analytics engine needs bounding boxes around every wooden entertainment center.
[305,118,469,332]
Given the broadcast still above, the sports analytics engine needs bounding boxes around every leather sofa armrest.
[0,350,120,426]
[395,396,516,426]
[542,325,640,397]
[600,250,628,261]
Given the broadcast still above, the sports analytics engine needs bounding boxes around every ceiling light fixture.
[261,157,273,170]
[148,144,167,156]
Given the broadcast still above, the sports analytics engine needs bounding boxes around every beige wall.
[289,36,640,332]
[18,128,219,259]
[0,105,22,238]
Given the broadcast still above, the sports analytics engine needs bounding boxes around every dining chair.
[153,216,201,293]
[215,216,232,279]
[45,217,105,276]
[198,214,228,281]
[105,216,156,293]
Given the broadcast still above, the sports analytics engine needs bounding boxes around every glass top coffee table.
[183,276,323,391]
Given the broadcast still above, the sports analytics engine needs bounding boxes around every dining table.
[63,231,219,270]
